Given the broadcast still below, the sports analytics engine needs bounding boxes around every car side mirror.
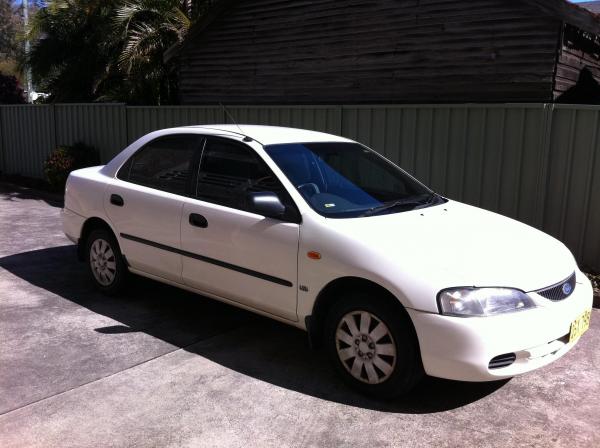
[247,191,286,219]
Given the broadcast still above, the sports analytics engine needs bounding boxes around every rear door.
[105,134,202,283]
[180,136,300,321]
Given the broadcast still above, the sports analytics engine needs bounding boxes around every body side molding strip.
[120,233,293,287]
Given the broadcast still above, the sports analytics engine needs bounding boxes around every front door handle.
[189,213,208,228]
[110,194,124,207]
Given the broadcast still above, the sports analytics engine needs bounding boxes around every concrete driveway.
[0,182,599,448]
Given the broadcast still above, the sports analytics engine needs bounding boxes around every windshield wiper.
[361,193,437,217]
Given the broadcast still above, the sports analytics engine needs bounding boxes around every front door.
[180,137,300,321]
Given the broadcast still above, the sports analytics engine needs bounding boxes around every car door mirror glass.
[247,191,286,219]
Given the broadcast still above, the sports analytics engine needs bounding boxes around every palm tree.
[25,0,122,102]
[25,0,215,104]
[113,0,213,104]
[0,0,20,60]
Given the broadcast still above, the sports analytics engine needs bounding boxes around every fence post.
[123,104,130,145]
[0,106,4,175]
[535,103,555,229]
[52,103,58,150]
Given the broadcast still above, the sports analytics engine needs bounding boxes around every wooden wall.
[554,24,600,98]
[178,0,562,105]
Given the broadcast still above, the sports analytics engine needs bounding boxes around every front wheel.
[325,291,423,398]
[86,228,127,295]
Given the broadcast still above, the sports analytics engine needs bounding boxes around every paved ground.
[0,182,599,448]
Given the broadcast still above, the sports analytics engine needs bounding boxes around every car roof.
[183,124,353,145]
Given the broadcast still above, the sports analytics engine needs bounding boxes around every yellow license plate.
[569,309,592,343]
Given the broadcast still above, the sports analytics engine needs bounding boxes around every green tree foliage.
[0,0,22,79]
[111,0,212,104]
[0,0,19,58]
[25,0,214,104]
[26,1,122,102]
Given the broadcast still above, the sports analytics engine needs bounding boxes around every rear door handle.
[189,213,208,228]
[110,194,124,207]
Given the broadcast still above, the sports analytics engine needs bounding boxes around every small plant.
[585,272,600,298]
[0,72,26,104]
[43,142,100,191]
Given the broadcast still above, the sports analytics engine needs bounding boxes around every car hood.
[328,200,576,293]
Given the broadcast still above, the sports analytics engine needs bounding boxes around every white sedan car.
[63,125,593,397]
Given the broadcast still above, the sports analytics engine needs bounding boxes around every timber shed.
[579,2,600,14]
[173,0,600,105]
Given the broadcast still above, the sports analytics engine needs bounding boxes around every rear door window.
[118,135,201,195]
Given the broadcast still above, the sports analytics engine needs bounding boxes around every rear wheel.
[86,228,127,294]
[325,291,423,398]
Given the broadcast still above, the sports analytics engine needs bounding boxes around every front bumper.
[408,271,594,382]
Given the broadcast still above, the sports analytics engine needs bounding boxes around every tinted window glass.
[197,138,295,216]
[119,135,199,195]
[265,142,438,218]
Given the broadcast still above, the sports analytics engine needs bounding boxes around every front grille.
[489,353,516,369]
[535,272,576,301]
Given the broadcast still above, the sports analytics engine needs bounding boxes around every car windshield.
[264,142,444,218]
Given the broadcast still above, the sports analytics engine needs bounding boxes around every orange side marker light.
[307,251,322,260]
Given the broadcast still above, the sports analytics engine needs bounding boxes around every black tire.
[85,228,127,295]
[324,290,423,398]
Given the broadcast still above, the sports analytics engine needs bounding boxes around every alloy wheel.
[335,310,397,384]
[90,238,117,286]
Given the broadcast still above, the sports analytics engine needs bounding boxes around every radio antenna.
[219,102,249,140]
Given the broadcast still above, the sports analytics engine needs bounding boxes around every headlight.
[437,287,536,317]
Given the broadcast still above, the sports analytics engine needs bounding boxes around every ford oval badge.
[562,282,572,295]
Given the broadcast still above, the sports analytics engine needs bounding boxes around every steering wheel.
[297,182,321,197]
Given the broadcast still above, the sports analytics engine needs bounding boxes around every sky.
[7,0,595,9]
[8,0,596,3]
[8,0,594,6]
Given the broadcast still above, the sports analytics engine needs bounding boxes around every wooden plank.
[178,0,560,104]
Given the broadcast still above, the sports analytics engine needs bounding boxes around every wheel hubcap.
[90,238,116,286]
[335,310,397,384]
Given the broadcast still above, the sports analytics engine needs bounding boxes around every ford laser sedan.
[63,125,593,397]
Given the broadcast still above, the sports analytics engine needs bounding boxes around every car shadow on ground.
[0,245,510,414]
[0,183,63,208]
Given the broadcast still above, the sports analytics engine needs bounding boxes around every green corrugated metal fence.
[340,105,552,229]
[543,105,600,270]
[0,105,55,179]
[54,104,128,163]
[226,106,342,135]
[0,103,598,271]
[126,106,223,145]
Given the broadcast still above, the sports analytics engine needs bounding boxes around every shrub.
[585,272,599,297]
[0,71,26,104]
[43,142,100,190]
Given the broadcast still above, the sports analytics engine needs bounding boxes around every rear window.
[118,135,200,195]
